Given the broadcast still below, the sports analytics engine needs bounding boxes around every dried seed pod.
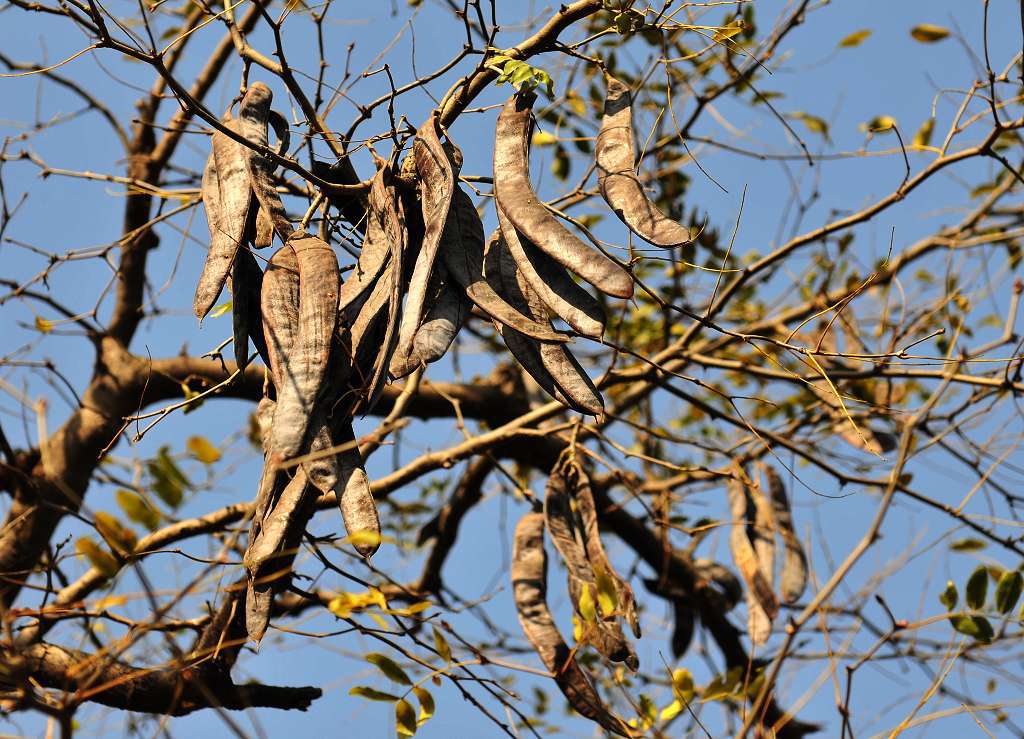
[238,82,291,243]
[544,465,637,670]
[271,232,339,459]
[496,201,605,338]
[747,480,776,645]
[670,601,695,658]
[694,558,743,612]
[761,464,808,603]
[411,277,468,366]
[335,420,380,558]
[565,460,641,639]
[494,92,633,299]
[485,231,604,415]
[726,478,779,621]
[261,244,300,391]
[301,406,338,498]
[311,157,368,236]
[194,114,250,320]
[441,187,567,342]
[337,170,392,315]
[230,247,268,371]
[511,512,631,737]
[597,74,694,249]
[390,116,458,373]
[254,205,275,249]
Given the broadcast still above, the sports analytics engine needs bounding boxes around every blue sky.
[2,0,1023,737]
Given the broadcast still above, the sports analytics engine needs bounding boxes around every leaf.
[838,29,871,48]
[939,580,958,611]
[966,565,989,610]
[329,588,388,618]
[950,538,986,552]
[594,567,618,617]
[432,626,452,664]
[115,489,160,531]
[147,446,190,508]
[551,145,570,181]
[532,131,557,147]
[209,300,232,318]
[788,111,829,139]
[412,686,434,722]
[386,601,433,617]
[349,686,399,702]
[864,115,897,133]
[913,118,935,148]
[994,570,1023,614]
[672,667,695,704]
[952,614,994,643]
[76,537,120,578]
[395,699,417,736]
[578,584,597,623]
[186,435,221,464]
[911,24,950,43]
[180,381,204,414]
[366,653,412,685]
[34,316,53,333]
[93,512,137,556]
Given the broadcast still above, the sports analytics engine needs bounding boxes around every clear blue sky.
[2,0,1022,737]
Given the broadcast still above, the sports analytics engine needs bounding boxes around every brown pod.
[544,464,637,670]
[441,187,567,342]
[486,231,604,415]
[496,201,605,338]
[412,269,469,367]
[254,204,275,249]
[238,82,291,243]
[195,114,251,320]
[390,116,458,373]
[335,420,380,558]
[597,74,694,249]
[271,232,339,458]
[337,169,392,315]
[565,460,641,639]
[493,92,633,299]
[748,479,776,645]
[301,405,338,498]
[230,247,268,371]
[762,464,808,603]
[726,478,779,621]
[511,512,631,738]
[261,245,300,391]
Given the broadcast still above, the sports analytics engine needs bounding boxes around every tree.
[1,0,1022,736]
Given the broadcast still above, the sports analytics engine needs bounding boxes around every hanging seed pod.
[761,464,808,603]
[544,464,637,670]
[195,113,251,320]
[486,231,604,415]
[412,271,469,367]
[271,232,339,459]
[334,420,380,558]
[390,116,458,374]
[597,74,694,249]
[511,512,631,738]
[671,601,695,658]
[230,247,268,370]
[261,244,300,390]
[253,205,275,249]
[496,201,605,338]
[238,82,292,243]
[726,478,779,621]
[442,187,567,342]
[494,92,633,299]
[565,460,640,639]
[337,170,393,315]
[748,479,776,645]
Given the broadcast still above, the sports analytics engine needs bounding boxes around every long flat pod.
[338,164,392,315]
[271,232,339,459]
[511,512,631,738]
[597,74,694,249]
[488,231,604,415]
[493,92,633,299]
[230,247,268,371]
[260,245,300,391]
[761,464,808,603]
[194,114,250,320]
[726,478,779,620]
[748,480,776,645]
[496,201,605,338]
[334,420,380,558]
[391,116,458,373]
[412,270,469,367]
[238,82,291,243]
[564,460,641,639]
[442,187,566,342]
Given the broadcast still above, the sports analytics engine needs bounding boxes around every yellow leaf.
[412,686,435,721]
[660,699,683,721]
[76,537,120,578]
[209,300,232,318]
[578,585,597,623]
[432,626,452,663]
[93,594,127,610]
[838,29,871,48]
[594,567,618,617]
[34,316,53,333]
[531,131,557,146]
[341,529,394,548]
[115,489,160,531]
[186,435,221,464]
[94,512,137,555]
[864,115,897,133]
[366,652,412,685]
[395,699,417,736]
[913,117,935,148]
[672,667,695,703]
[911,24,950,43]
[387,600,432,617]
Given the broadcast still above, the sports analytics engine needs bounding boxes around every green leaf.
[147,446,190,508]
[910,24,950,43]
[952,614,994,643]
[939,580,958,611]
[395,699,417,736]
[864,115,897,133]
[115,489,160,531]
[349,686,399,702]
[913,118,935,148]
[966,565,989,610]
[950,538,986,552]
[412,686,434,721]
[788,111,829,139]
[186,435,221,464]
[432,626,452,664]
[551,145,570,182]
[838,29,871,48]
[94,512,137,556]
[994,570,1023,614]
[366,653,412,685]
[76,537,120,578]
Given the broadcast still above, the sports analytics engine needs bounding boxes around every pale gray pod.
[238,82,292,243]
